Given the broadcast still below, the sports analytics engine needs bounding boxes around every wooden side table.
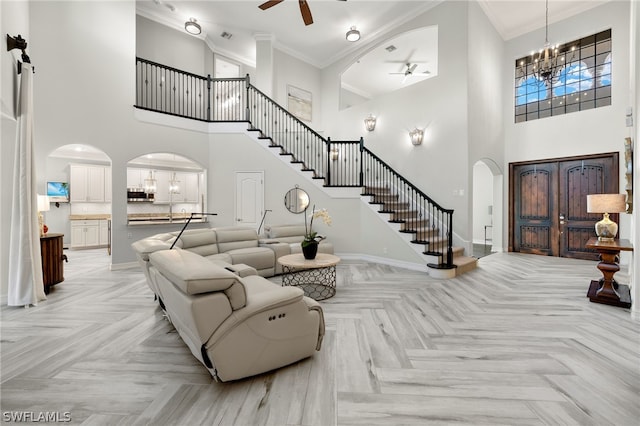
[585,238,633,308]
[40,233,67,294]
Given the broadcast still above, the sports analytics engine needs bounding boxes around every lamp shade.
[586,194,627,213]
[587,193,626,241]
[37,194,50,212]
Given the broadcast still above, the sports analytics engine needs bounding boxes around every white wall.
[320,1,472,248]
[136,14,207,75]
[472,161,493,244]
[504,1,633,246]
[206,132,364,255]
[467,1,505,250]
[273,49,323,132]
[27,1,211,268]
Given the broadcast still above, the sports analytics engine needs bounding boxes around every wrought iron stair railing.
[134,57,455,269]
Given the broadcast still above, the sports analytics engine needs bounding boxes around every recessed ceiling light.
[385,45,397,52]
[185,18,201,35]
[346,26,360,42]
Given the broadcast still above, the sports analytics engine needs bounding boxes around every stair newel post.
[244,74,251,123]
[326,138,332,186]
[206,74,212,121]
[446,211,454,268]
[359,137,364,187]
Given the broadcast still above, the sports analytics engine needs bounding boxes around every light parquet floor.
[1,249,639,425]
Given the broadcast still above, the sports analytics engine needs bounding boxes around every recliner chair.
[147,249,325,382]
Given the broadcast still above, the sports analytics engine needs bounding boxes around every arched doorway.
[472,159,503,257]
[46,144,112,254]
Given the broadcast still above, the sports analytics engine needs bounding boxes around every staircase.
[362,185,477,278]
[135,57,477,277]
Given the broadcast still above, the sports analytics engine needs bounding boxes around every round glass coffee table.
[278,253,340,301]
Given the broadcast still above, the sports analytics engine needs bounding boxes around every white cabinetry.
[152,171,200,204]
[70,164,110,203]
[99,220,109,245]
[104,168,112,203]
[70,220,100,248]
[174,172,200,203]
[71,219,109,248]
[127,168,146,189]
[153,170,172,204]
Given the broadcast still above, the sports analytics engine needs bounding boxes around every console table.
[585,238,633,308]
[40,233,66,294]
[278,253,340,301]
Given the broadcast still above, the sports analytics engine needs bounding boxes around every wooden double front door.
[509,153,619,261]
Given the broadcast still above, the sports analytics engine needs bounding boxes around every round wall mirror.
[284,187,309,214]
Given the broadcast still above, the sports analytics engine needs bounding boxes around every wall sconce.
[185,18,202,35]
[364,114,377,132]
[409,128,424,146]
[330,148,339,161]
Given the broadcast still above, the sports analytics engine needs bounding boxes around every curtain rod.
[6,34,33,74]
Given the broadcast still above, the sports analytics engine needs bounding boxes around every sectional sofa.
[131,225,328,381]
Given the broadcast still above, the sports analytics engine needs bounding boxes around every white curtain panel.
[8,62,46,307]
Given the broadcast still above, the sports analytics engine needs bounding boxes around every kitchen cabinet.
[153,170,172,204]
[104,168,112,203]
[71,220,100,248]
[127,168,152,189]
[152,170,200,204]
[174,172,200,203]
[99,220,109,246]
[70,164,109,203]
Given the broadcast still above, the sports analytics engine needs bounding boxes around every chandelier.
[528,0,575,87]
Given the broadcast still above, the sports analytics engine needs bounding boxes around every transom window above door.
[514,29,611,123]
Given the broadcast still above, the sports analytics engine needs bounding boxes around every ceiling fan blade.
[299,0,313,25]
[259,0,284,11]
[408,63,418,73]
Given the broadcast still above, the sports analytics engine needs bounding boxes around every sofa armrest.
[131,238,171,261]
[259,242,291,274]
[208,282,304,343]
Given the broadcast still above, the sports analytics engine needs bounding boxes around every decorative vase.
[302,241,318,260]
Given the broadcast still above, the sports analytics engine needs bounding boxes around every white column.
[254,33,274,97]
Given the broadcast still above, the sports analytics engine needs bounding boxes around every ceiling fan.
[389,63,430,83]
[259,0,346,26]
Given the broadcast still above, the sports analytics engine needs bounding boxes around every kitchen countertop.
[69,214,111,220]
[127,213,208,225]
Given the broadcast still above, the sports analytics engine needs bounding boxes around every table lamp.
[586,193,627,242]
[37,194,50,237]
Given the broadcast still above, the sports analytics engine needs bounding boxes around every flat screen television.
[47,181,69,202]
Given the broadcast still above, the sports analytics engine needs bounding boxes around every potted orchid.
[302,205,332,259]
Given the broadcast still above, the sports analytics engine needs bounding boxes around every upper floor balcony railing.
[135,57,455,269]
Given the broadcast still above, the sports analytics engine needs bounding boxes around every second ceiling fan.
[259,0,346,26]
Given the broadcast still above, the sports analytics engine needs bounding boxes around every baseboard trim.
[110,261,139,271]
[336,252,428,273]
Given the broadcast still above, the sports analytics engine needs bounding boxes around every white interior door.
[235,171,264,229]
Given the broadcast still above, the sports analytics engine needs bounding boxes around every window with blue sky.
[514,29,611,122]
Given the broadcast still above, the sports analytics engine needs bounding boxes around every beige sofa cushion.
[149,249,243,298]
[175,229,220,257]
[215,227,259,252]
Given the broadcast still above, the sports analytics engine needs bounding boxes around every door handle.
[559,214,565,225]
